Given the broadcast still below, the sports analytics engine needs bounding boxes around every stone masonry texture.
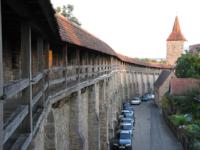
[29,71,159,150]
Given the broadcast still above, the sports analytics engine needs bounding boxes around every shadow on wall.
[44,111,56,150]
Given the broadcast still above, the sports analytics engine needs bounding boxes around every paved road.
[132,100,183,150]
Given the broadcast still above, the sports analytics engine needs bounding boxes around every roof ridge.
[56,13,114,51]
[56,14,172,69]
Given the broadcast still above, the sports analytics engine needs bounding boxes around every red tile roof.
[154,70,174,88]
[170,78,199,95]
[56,14,172,69]
[116,53,172,69]
[189,44,200,54]
[56,14,116,56]
[167,16,186,41]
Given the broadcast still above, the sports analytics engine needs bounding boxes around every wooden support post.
[21,23,32,134]
[37,38,43,72]
[37,38,44,107]
[96,55,99,76]
[85,52,88,79]
[43,41,49,70]
[0,0,3,98]
[0,0,3,149]
[43,41,49,105]
[76,49,80,82]
[64,45,68,88]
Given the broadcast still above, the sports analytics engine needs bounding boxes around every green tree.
[176,49,200,78]
[56,4,81,26]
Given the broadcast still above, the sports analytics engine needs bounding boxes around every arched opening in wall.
[44,111,56,150]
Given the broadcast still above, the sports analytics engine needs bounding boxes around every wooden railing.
[2,63,160,149]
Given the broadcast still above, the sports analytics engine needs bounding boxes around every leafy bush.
[169,90,200,116]
[162,94,170,110]
[169,114,189,126]
[176,49,200,78]
[193,141,200,150]
[162,93,175,114]
[185,124,200,140]
[194,120,200,126]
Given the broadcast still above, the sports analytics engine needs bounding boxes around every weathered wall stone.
[29,68,160,150]
[167,41,184,65]
[69,91,83,150]
[79,89,88,150]
[99,80,108,150]
[29,121,45,150]
[88,85,100,150]
[53,99,70,150]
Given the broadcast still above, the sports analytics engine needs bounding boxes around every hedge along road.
[132,100,183,150]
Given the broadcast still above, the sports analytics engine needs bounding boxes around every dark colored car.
[120,117,135,126]
[113,130,132,150]
[119,110,134,119]
[123,105,134,111]
[141,93,155,101]
[119,123,133,135]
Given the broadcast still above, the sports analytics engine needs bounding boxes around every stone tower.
[167,16,186,65]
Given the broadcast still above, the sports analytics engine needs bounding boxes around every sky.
[51,0,200,59]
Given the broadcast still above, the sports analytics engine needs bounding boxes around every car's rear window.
[121,125,132,129]
[120,133,130,139]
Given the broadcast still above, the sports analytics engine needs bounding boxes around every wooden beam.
[37,38,43,72]
[0,0,3,98]
[0,0,3,149]
[20,23,33,134]
[49,77,65,87]
[76,49,80,82]
[64,45,68,88]
[43,41,49,69]
[10,134,28,150]
[32,73,43,85]
[32,90,43,107]
[32,109,44,136]
[37,38,45,107]
[3,105,28,144]
[4,78,29,99]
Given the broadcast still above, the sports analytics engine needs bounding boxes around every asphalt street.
[132,100,183,150]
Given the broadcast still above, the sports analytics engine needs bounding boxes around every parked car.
[131,97,141,105]
[119,122,133,135]
[141,93,155,101]
[123,105,134,111]
[123,102,131,106]
[113,130,132,150]
[120,117,135,126]
[119,110,134,119]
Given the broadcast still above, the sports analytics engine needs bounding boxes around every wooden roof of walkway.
[56,14,172,69]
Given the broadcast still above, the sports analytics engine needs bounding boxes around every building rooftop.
[154,70,173,88]
[167,16,186,41]
[170,78,199,95]
[56,14,172,69]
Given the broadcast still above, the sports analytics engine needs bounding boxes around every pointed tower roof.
[167,16,186,41]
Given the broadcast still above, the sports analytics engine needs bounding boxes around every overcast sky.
[51,0,200,59]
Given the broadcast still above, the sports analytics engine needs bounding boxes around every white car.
[131,97,141,105]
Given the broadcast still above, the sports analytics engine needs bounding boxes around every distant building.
[154,70,175,107]
[166,16,186,65]
[189,44,200,54]
[169,78,199,96]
